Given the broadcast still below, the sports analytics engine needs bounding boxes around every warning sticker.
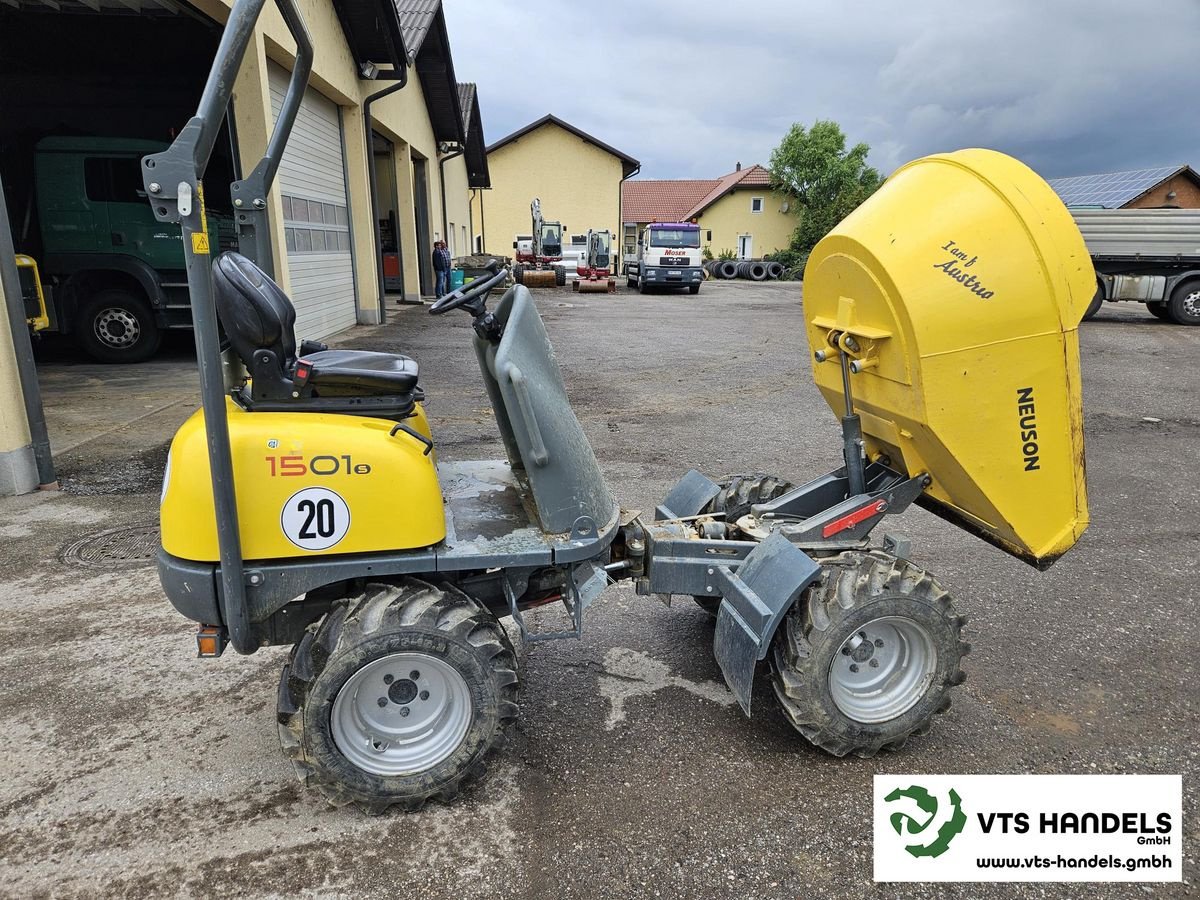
[191,232,211,255]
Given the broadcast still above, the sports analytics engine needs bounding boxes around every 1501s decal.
[266,455,372,476]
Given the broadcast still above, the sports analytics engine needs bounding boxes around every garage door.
[269,64,357,342]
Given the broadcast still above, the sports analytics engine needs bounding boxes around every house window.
[750,197,764,213]
[706,230,712,241]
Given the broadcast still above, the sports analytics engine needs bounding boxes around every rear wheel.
[692,473,794,615]
[1167,280,1200,325]
[1082,281,1104,321]
[277,578,519,813]
[75,288,161,363]
[771,550,968,757]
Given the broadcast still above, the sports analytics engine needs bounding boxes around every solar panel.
[1047,166,1180,209]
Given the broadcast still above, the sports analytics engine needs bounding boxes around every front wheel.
[1167,280,1200,325]
[277,579,519,813]
[771,550,968,757]
[688,284,700,295]
[75,288,161,363]
[554,265,566,286]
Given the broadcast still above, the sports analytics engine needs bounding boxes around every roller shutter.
[269,64,357,342]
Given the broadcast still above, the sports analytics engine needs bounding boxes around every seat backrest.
[212,251,297,367]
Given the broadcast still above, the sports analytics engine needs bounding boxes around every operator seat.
[212,251,420,415]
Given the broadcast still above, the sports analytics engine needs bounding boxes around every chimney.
[736,161,742,171]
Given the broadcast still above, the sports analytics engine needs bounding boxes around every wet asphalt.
[0,280,1195,898]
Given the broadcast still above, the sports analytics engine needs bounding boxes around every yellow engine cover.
[161,401,445,562]
[804,149,1092,568]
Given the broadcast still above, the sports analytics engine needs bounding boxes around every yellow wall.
[192,0,470,306]
[481,122,624,256]
[0,269,32,453]
[698,188,795,259]
[442,155,471,259]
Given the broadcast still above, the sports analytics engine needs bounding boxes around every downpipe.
[363,63,410,318]
[438,143,465,251]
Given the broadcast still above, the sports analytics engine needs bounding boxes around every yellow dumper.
[804,149,1092,568]
[151,0,1094,812]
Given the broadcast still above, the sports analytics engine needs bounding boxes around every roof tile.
[622,164,775,223]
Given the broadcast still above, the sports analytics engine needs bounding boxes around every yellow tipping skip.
[804,149,1093,568]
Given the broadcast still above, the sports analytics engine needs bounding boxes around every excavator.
[572,229,615,293]
[512,198,564,288]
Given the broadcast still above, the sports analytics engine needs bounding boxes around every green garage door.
[268,63,357,342]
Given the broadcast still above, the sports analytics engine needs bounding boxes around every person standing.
[432,240,452,297]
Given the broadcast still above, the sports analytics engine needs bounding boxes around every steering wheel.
[428,261,509,315]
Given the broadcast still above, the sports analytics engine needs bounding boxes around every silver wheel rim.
[332,652,472,776]
[94,307,141,348]
[1183,290,1200,318]
[828,616,937,724]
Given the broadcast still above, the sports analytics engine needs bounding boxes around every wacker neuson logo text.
[873,775,1182,883]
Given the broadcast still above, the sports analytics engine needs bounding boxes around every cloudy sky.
[444,0,1199,182]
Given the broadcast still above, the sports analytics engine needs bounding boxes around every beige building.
[621,164,796,260]
[471,115,639,256]
[0,0,488,493]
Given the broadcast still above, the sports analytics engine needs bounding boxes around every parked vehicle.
[624,222,703,294]
[1076,209,1200,325]
[572,229,615,293]
[28,136,235,361]
[512,198,564,287]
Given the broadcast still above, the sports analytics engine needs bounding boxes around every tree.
[768,120,883,257]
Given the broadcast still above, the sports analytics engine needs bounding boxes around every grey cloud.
[445,0,1199,181]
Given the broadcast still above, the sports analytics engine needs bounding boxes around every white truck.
[624,222,703,295]
[1076,209,1200,324]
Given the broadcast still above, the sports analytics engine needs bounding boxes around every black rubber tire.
[554,265,566,287]
[1167,279,1200,325]
[688,284,700,295]
[692,473,795,615]
[771,549,968,757]
[637,275,648,295]
[277,578,519,813]
[1147,302,1171,320]
[1082,281,1104,321]
[512,265,524,285]
[75,288,161,363]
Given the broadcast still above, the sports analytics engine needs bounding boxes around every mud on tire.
[277,578,519,813]
[771,549,968,757]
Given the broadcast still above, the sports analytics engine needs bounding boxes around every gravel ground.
[0,280,1195,898]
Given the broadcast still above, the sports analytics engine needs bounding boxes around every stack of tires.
[702,259,789,281]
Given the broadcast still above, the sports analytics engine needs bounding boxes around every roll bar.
[142,0,314,654]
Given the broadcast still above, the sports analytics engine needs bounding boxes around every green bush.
[716,248,736,260]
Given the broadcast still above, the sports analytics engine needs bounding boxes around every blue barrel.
[450,269,465,290]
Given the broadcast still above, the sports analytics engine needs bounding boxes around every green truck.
[29,136,234,361]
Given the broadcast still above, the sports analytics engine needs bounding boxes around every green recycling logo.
[884,785,967,858]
